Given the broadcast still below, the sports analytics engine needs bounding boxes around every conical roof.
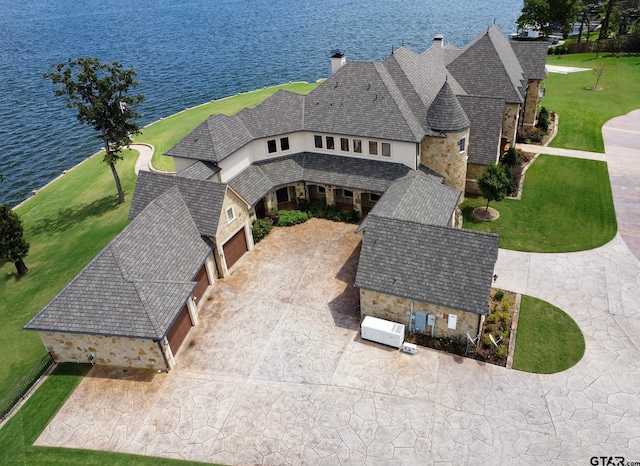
[427,80,470,132]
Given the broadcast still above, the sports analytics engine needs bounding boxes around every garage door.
[223,228,248,270]
[192,264,211,303]
[166,305,192,355]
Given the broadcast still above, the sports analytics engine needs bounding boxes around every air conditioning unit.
[361,316,405,349]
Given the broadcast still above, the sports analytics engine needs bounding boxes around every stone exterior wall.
[359,289,483,341]
[215,188,254,278]
[465,163,488,196]
[419,129,469,197]
[521,80,541,127]
[502,103,520,147]
[39,331,167,370]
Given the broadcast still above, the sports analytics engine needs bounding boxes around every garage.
[223,228,248,270]
[166,304,193,355]
[192,264,211,303]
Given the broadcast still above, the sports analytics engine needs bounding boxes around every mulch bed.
[408,289,517,367]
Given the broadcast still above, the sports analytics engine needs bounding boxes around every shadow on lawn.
[29,194,122,236]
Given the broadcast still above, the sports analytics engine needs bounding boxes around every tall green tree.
[44,58,144,204]
[0,204,29,276]
[518,0,581,36]
[478,162,510,212]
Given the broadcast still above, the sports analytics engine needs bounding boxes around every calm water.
[0,0,523,207]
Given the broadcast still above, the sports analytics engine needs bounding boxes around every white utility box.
[361,316,405,349]
[402,342,418,354]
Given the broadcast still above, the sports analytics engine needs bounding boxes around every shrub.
[251,218,273,243]
[343,209,361,224]
[265,209,279,222]
[494,290,504,301]
[537,106,550,133]
[495,345,507,358]
[501,147,520,168]
[517,126,545,144]
[275,209,309,226]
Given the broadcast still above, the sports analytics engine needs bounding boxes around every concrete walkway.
[130,143,155,175]
[517,143,606,161]
[34,113,640,464]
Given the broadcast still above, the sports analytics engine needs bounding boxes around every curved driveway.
[35,113,640,464]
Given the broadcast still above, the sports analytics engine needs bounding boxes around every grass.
[0,364,208,465]
[137,81,319,172]
[544,53,640,152]
[461,155,617,252]
[513,296,585,373]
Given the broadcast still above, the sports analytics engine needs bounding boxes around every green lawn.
[0,364,208,465]
[544,53,640,152]
[513,296,585,373]
[461,155,617,252]
[138,81,319,172]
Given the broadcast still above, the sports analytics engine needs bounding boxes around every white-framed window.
[353,139,362,153]
[267,139,277,153]
[226,207,235,224]
[340,137,349,152]
[326,136,335,150]
[459,138,466,152]
[368,141,378,155]
[280,137,290,151]
[314,135,323,149]
[381,142,391,157]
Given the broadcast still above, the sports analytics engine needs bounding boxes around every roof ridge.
[132,282,165,337]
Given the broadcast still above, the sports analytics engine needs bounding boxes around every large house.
[24,26,547,370]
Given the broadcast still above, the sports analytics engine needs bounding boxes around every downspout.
[156,339,171,373]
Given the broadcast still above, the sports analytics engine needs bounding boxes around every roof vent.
[433,34,444,48]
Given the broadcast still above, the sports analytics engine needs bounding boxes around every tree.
[518,0,581,37]
[44,58,144,204]
[478,162,510,212]
[0,205,30,276]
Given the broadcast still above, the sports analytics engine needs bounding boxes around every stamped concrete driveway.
[37,109,640,466]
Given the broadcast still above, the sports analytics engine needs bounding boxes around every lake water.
[0,0,523,207]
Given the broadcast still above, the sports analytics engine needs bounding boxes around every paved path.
[130,143,155,175]
[35,113,640,464]
[516,143,606,161]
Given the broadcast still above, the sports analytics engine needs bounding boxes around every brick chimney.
[330,50,346,75]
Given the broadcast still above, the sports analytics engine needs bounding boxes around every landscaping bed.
[408,289,517,367]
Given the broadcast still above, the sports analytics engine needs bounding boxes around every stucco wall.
[39,331,167,370]
[419,129,469,196]
[521,80,541,127]
[502,103,520,146]
[359,289,482,341]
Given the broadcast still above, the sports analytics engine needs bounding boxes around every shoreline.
[12,80,316,212]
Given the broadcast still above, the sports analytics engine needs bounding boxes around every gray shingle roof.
[177,161,220,180]
[355,216,499,314]
[427,81,470,132]
[510,41,548,81]
[130,171,227,237]
[24,188,211,339]
[227,152,437,207]
[359,175,460,230]
[237,90,305,138]
[447,25,525,103]
[457,95,504,166]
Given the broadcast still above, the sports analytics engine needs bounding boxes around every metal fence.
[0,353,54,422]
